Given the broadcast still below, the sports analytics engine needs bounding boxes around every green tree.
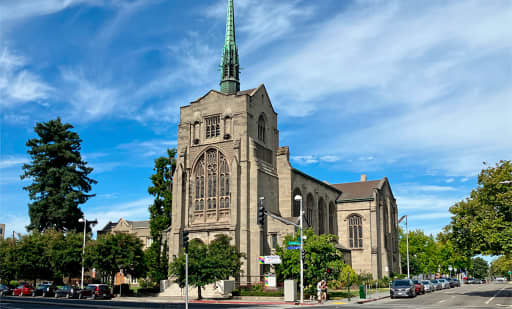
[446,160,512,256]
[146,149,176,284]
[87,233,146,287]
[21,118,97,232]
[47,231,84,283]
[275,229,344,294]
[470,257,489,279]
[0,238,17,283]
[15,233,53,285]
[169,234,243,299]
[490,255,512,277]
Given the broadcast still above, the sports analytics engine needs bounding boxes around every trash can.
[359,285,366,299]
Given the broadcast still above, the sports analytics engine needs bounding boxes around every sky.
[1,0,511,247]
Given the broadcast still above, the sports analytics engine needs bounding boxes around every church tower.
[169,0,280,285]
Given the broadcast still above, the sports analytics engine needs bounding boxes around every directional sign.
[258,255,282,264]
[287,246,300,250]
[288,241,301,246]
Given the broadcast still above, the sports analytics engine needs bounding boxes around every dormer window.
[205,115,220,138]
[258,115,265,142]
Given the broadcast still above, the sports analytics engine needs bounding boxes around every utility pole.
[295,195,304,305]
[399,215,409,278]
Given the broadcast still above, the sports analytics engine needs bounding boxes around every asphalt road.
[1,283,510,308]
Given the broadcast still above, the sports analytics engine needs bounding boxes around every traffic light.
[301,250,306,261]
[257,203,265,226]
[182,230,189,253]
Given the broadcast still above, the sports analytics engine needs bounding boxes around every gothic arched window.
[193,149,230,222]
[348,214,363,248]
[329,202,336,234]
[318,198,325,234]
[306,194,314,227]
[258,115,265,142]
[292,188,302,217]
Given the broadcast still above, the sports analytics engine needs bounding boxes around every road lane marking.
[485,286,507,304]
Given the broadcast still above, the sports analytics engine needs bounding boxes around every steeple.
[220,0,240,94]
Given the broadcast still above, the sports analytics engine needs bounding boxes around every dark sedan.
[0,284,12,296]
[32,284,56,297]
[390,279,416,299]
[54,285,92,299]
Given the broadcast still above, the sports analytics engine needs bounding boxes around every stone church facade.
[166,0,400,284]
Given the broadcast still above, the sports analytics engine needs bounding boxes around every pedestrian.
[317,280,323,303]
[322,280,328,302]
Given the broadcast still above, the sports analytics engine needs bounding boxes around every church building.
[167,0,400,285]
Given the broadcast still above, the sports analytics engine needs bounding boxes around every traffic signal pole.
[299,197,304,305]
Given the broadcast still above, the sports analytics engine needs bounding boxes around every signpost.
[288,241,301,246]
[258,255,282,265]
[287,246,300,250]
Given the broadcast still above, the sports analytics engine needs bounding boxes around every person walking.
[317,280,324,303]
[321,280,328,302]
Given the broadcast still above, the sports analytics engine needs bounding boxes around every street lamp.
[78,217,97,289]
[294,194,304,305]
[398,215,409,279]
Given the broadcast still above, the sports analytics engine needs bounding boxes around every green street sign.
[288,241,301,246]
[508,270,511,274]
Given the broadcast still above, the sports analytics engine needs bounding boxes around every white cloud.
[291,155,319,165]
[0,156,28,169]
[84,197,152,235]
[117,139,177,157]
[319,155,340,163]
[445,178,454,184]
[408,185,457,192]
[396,195,459,211]
[0,48,53,106]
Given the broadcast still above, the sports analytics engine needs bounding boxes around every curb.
[191,299,318,305]
[357,295,390,304]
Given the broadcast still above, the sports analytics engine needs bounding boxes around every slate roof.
[332,179,382,200]
[127,220,150,229]
[236,88,256,95]
[97,221,117,234]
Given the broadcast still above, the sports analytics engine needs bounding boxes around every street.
[1,283,511,308]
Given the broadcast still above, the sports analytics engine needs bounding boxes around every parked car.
[438,279,450,289]
[412,280,425,295]
[422,280,434,293]
[496,277,507,283]
[13,285,34,296]
[467,277,476,284]
[445,278,455,288]
[390,279,416,299]
[452,279,460,287]
[430,279,442,290]
[54,285,92,299]
[32,284,56,297]
[0,284,12,296]
[86,284,111,300]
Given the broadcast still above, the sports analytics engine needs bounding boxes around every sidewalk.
[112,291,390,306]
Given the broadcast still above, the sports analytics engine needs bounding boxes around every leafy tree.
[470,257,489,279]
[21,118,97,232]
[15,233,53,285]
[275,229,344,294]
[490,255,512,277]
[0,238,17,283]
[146,149,176,284]
[169,234,243,299]
[47,231,85,283]
[87,233,146,287]
[446,160,512,256]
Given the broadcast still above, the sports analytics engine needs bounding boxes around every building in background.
[0,224,5,240]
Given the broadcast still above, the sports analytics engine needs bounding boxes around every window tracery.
[348,214,363,248]
[193,148,230,222]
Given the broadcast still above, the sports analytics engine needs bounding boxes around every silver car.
[422,280,434,293]
[430,279,442,290]
[438,279,450,289]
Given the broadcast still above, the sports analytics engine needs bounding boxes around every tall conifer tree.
[21,118,96,232]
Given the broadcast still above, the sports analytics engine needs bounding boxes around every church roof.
[126,220,150,229]
[332,179,382,201]
[237,88,256,95]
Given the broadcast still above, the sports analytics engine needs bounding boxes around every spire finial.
[220,0,240,94]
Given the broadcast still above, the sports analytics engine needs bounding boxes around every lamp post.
[398,215,409,279]
[294,194,304,305]
[78,217,97,289]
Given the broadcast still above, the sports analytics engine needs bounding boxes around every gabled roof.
[126,220,150,229]
[332,179,383,201]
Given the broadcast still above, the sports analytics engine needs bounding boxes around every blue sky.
[1,0,511,244]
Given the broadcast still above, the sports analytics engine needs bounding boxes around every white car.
[438,279,450,289]
[495,277,506,283]
[422,280,434,292]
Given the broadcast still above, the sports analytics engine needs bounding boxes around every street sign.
[288,241,301,245]
[287,246,300,250]
[508,270,511,274]
[448,266,452,271]
[258,255,282,264]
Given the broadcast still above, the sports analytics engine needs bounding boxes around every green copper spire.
[220,0,240,94]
